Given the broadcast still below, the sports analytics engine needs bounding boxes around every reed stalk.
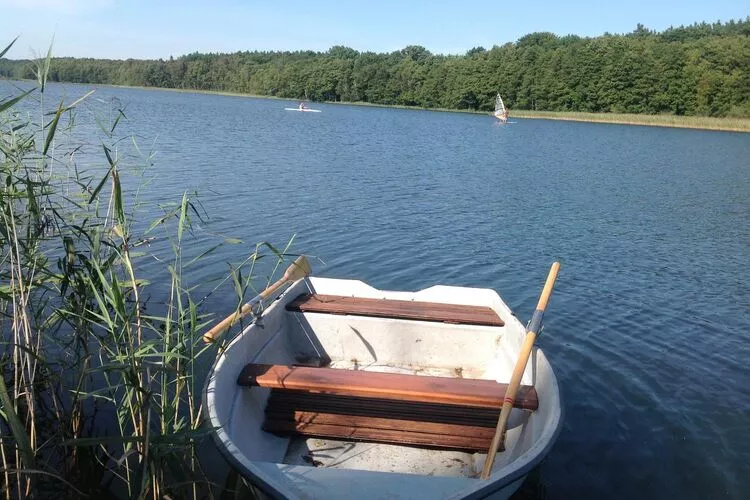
[0,38,296,499]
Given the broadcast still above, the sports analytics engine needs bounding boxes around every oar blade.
[286,255,312,281]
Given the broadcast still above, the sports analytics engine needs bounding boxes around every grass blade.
[0,36,19,58]
[111,108,126,134]
[177,191,188,242]
[64,89,96,111]
[43,99,64,155]
[39,35,55,92]
[0,372,35,469]
[0,88,35,113]
[112,168,124,223]
[88,166,114,204]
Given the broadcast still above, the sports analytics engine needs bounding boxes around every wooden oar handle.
[480,261,560,480]
[202,256,312,343]
[202,303,252,343]
[535,261,560,312]
[258,275,289,300]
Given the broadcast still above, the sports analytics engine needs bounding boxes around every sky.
[1,0,747,60]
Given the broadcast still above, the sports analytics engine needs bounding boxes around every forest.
[1,19,749,117]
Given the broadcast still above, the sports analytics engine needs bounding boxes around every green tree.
[2,18,749,117]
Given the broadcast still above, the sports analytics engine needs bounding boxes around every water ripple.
[7,81,749,500]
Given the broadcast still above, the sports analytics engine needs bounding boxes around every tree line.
[2,18,749,117]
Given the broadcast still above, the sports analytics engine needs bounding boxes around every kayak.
[284,108,322,113]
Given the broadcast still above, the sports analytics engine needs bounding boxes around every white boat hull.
[204,277,562,499]
[284,107,322,112]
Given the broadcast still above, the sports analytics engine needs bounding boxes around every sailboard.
[493,93,509,123]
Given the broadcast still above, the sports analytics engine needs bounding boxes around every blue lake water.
[3,81,749,499]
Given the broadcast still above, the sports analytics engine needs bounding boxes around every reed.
[0,38,295,499]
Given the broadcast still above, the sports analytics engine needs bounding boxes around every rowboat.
[204,258,562,499]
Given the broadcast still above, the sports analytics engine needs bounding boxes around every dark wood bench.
[286,294,504,327]
[238,364,537,452]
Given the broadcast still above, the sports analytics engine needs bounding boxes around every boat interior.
[206,277,561,490]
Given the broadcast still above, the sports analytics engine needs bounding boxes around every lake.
[3,81,749,499]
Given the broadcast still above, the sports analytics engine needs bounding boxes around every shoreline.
[508,110,750,133]
[324,102,750,132]
[4,79,749,132]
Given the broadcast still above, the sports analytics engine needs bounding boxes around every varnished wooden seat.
[238,364,537,452]
[238,364,536,409]
[285,293,505,327]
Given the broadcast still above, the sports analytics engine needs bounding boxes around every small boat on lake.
[285,101,321,112]
[493,93,509,123]
[284,107,321,113]
[204,257,562,499]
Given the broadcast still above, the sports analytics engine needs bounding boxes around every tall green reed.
[1,38,297,499]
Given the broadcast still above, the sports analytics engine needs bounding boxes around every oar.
[480,261,560,480]
[202,255,312,343]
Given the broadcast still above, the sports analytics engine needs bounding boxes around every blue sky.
[1,0,747,60]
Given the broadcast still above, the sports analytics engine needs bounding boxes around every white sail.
[494,93,508,122]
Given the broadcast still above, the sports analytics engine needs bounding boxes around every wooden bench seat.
[238,364,537,452]
[237,364,537,409]
[285,293,504,327]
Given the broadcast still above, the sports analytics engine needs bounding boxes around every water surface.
[4,81,749,499]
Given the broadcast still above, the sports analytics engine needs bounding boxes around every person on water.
[298,101,305,110]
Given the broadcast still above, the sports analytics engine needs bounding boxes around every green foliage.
[2,18,748,117]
